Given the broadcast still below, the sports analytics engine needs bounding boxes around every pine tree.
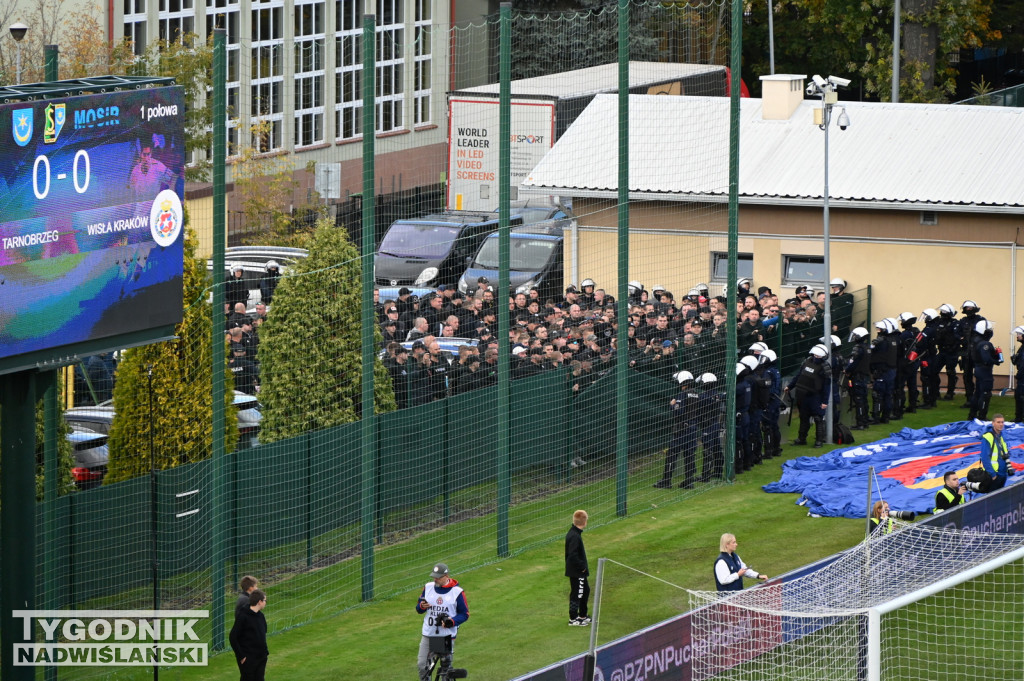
[106,222,237,483]
[258,219,396,443]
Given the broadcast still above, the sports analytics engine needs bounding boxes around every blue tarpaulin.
[763,420,1024,518]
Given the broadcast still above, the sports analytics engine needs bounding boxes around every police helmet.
[975,319,993,336]
[695,283,709,295]
[849,327,869,342]
[1014,325,1024,338]
[920,308,939,322]
[737,278,751,289]
[761,349,777,364]
[699,372,718,385]
[265,260,279,272]
[829,277,847,290]
[938,303,956,316]
[898,311,917,327]
[884,317,899,333]
[874,320,889,333]
[810,344,829,358]
[749,342,769,354]
[231,263,243,274]
[581,278,595,289]
[820,334,841,348]
[740,355,759,372]
[652,284,666,293]
[735,362,748,377]
[962,300,980,313]
[628,280,644,295]
[674,370,694,385]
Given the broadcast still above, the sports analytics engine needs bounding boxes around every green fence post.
[724,0,743,481]
[210,27,228,651]
[360,8,378,602]
[496,1,512,558]
[615,0,630,517]
[41,370,58,681]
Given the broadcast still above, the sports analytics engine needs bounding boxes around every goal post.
[688,524,1024,681]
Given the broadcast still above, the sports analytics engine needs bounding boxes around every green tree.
[258,219,396,443]
[106,221,237,483]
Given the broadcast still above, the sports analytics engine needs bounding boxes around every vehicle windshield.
[473,237,556,271]
[378,223,462,259]
[518,206,564,225]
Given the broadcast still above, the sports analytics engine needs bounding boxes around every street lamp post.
[806,74,851,444]
[9,22,28,85]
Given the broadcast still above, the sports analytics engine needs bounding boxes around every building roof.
[451,62,724,100]
[521,94,1024,212]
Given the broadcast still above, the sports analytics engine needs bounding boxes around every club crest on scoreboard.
[149,189,183,248]
[12,108,33,147]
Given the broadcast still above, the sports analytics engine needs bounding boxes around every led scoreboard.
[0,86,186,374]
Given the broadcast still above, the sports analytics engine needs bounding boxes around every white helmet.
[265,260,279,271]
[938,303,956,316]
[628,280,644,295]
[830,277,847,288]
[761,349,777,363]
[695,283,709,294]
[699,372,717,385]
[581,278,595,289]
[962,300,980,312]
[740,355,759,372]
[231,263,243,273]
[975,319,993,335]
[737,277,751,287]
[687,288,700,298]
[674,370,694,384]
[749,342,768,354]
[921,308,939,322]
[884,317,899,332]
[820,334,841,348]
[874,320,888,333]
[652,284,665,293]
[1014,325,1024,337]
[849,327,869,341]
[898,311,916,324]
[810,344,829,358]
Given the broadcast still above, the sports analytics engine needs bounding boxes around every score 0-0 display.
[0,86,186,371]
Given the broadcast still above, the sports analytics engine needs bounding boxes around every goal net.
[688,523,1024,681]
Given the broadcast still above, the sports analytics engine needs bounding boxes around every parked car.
[64,391,263,453]
[374,211,523,289]
[507,197,575,232]
[206,246,309,307]
[458,226,565,301]
[67,428,109,490]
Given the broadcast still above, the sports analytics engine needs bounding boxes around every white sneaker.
[569,617,589,626]
[577,616,591,624]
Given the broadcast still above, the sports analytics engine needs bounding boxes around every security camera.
[9,21,28,42]
[806,82,818,96]
[837,108,851,130]
[812,75,828,89]
[828,75,852,88]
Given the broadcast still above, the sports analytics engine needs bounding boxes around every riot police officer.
[1012,326,1024,423]
[959,300,985,408]
[785,344,831,448]
[845,327,872,430]
[759,350,784,458]
[829,278,855,341]
[895,312,921,416]
[579,278,597,309]
[695,373,724,481]
[822,334,843,425]
[734,361,753,474]
[870,319,898,424]
[969,320,1000,421]
[655,371,700,489]
[932,304,960,400]
[916,309,941,408]
[741,355,765,469]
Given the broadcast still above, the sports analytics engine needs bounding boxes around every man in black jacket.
[564,510,590,627]
[230,588,268,680]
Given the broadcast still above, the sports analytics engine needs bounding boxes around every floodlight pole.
[9,22,29,85]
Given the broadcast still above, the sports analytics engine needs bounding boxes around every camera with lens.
[889,510,915,521]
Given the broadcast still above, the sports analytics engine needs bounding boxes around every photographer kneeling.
[965,414,1013,494]
[416,563,469,681]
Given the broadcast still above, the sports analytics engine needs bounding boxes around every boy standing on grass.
[565,510,591,626]
[230,589,269,681]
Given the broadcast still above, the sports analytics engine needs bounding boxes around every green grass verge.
[39,397,1009,681]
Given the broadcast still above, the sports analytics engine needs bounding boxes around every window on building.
[251,0,285,151]
[206,0,241,155]
[335,0,363,140]
[158,0,195,42]
[412,0,431,126]
[294,0,325,147]
[375,0,404,133]
[124,0,148,56]
[782,255,825,286]
[710,252,753,283]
